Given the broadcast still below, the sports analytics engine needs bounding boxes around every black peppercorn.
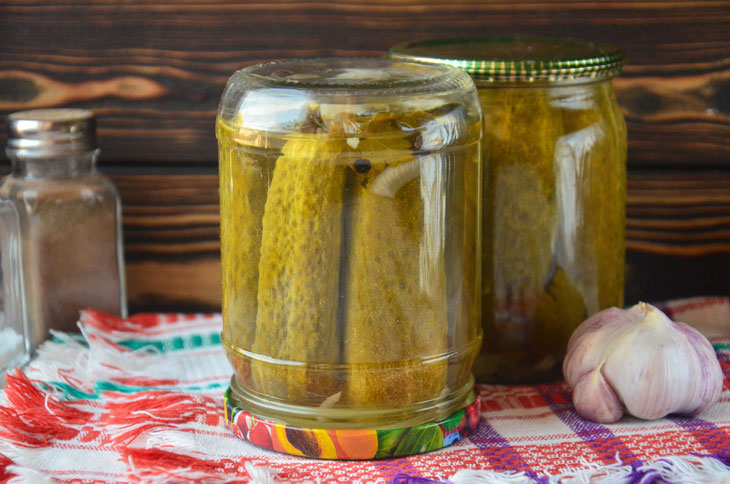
[353,158,371,174]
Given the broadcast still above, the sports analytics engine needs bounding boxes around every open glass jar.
[217,58,482,458]
[389,37,628,384]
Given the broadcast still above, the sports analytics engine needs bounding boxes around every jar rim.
[388,36,626,83]
[229,57,464,92]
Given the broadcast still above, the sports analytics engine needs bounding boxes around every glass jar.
[389,37,628,384]
[218,58,482,457]
[1,109,127,351]
[0,198,30,377]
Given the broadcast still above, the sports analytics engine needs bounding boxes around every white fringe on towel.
[234,453,730,484]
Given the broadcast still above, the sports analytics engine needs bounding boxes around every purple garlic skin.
[563,302,724,424]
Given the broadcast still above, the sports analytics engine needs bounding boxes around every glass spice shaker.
[1,109,127,352]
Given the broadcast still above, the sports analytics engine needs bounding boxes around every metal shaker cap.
[5,109,97,158]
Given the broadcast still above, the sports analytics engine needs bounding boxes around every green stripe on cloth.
[42,382,100,400]
[117,332,221,352]
[714,343,730,352]
[50,332,223,353]
[51,333,89,346]
[45,379,227,401]
[94,380,226,394]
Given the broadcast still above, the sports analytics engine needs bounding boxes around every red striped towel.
[1,297,729,483]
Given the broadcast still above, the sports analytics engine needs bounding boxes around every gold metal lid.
[388,36,626,83]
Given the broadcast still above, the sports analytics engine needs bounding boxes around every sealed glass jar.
[218,58,482,458]
[389,37,627,384]
[1,109,127,351]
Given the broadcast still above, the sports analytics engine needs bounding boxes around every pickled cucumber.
[252,132,347,403]
[343,178,448,407]
[343,116,448,407]
[218,118,271,381]
[480,87,562,353]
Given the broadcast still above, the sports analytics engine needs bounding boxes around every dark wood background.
[1,0,729,312]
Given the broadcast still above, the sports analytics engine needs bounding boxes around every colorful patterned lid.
[224,386,482,460]
[388,36,626,83]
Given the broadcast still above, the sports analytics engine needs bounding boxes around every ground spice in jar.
[20,179,124,339]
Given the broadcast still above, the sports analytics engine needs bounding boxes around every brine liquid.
[477,81,627,384]
[218,117,481,428]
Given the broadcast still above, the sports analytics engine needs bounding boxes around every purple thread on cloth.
[630,469,669,484]
[389,474,450,484]
[528,472,550,484]
[468,419,534,473]
[622,460,675,484]
[376,458,422,483]
[667,415,730,457]
[389,471,545,484]
[536,385,643,467]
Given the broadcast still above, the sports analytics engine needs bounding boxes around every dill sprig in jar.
[389,37,628,384]
[217,58,483,459]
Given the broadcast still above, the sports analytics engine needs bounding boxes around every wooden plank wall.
[1,0,729,312]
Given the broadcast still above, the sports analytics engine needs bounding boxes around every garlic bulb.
[563,302,723,424]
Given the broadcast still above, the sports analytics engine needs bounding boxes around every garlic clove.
[563,307,633,387]
[572,365,623,424]
[672,321,725,414]
[564,302,724,424]
[368,160,420,198]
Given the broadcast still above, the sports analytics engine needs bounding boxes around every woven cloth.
[0,297,729,484]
